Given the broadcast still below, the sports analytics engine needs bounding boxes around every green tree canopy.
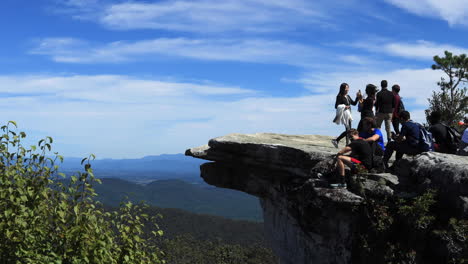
[426,51,468,125]
[0,121,164,264]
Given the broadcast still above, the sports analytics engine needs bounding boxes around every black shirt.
[360,97,375,119]
[348,139,372,168]
[429,123,447,144]
[429,123,453,153]
[375,88,395,114]
[335,94,358,109]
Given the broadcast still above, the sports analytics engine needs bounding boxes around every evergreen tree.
[426,51,468,125]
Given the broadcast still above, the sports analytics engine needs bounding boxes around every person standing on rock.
[391,84,402,134]
[332,129,372,188]
[383,111,421,170]
[375,80,395,142]
[332,83,361,148]
[357,84,377,132]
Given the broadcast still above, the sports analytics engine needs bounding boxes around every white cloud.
[351,40,468,60]
[30,37,325,66]
[385,0,468,26]
[0,74,336,158]
[384,41,468,60]
[0,67,445,158]
[58,0,331,33]
[0,75,254,102]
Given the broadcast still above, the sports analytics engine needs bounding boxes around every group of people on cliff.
[330,80,468,188]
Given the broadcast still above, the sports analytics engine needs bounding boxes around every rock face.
[186,133,468,264]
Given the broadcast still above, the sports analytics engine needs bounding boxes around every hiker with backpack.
[382,111,424,170]
[428,111,460,154]
[331,129,372,188]
[332,83,361,148]
[375,80,395,142]
[391,84,404,134]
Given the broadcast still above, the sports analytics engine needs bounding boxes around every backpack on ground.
[417,124,434,152]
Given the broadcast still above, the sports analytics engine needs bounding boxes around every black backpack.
[445,125,461,152]
[397,98,405,114]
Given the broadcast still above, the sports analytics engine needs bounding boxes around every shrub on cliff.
[354,189,467,264]
[0,121,164,264]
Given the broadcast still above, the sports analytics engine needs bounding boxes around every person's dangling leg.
[345,120,352,145]
[333,130,346,148]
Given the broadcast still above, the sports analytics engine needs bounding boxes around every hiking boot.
[330,183,347,189]
[331,139,339,148]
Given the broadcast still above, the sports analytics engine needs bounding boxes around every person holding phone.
[332,83,361,147]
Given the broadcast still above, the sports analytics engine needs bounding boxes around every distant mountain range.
[58,154,263,221]
[94,178,263,222]
[60,154,206,183]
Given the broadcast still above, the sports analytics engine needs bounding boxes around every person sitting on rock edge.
[428,111,456,154]
[331,129,372,188]
[383,110,422,170]
[359,117,385,152]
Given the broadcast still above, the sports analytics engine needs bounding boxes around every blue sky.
[1,0,467,158]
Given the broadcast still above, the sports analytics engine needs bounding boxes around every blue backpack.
[417,124,434,152]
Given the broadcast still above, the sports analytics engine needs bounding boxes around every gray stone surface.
[186,133,468,263]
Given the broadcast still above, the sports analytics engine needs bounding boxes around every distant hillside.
[60,154,205,183]
[94,178,263,222]
[127,205,278,264]
[146,206,267,245]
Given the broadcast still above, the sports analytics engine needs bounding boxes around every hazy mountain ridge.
[94,178,263,222]
[59,153,205,183]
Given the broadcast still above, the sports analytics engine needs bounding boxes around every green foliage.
[433,218,468,264]
[354,189,467,264]
[0,122,164,264]
[161,234,279,264]
[427,51,468,125]
[398,190,436,230]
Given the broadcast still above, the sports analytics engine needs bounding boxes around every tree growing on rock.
[426,51,468,125]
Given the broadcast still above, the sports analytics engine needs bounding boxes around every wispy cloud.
[0,67,444,158]
[51,0,332,33]
[350,40,468,60]
[0,74,254,103]
[385,0,468,26]
[101,0,329,32]
[30,37,327,66]
[0,74,334,158]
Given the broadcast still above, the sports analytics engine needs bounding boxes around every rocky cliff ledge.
[186,133,468,264]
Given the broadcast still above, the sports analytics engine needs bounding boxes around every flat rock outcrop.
[186,133,468,264]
